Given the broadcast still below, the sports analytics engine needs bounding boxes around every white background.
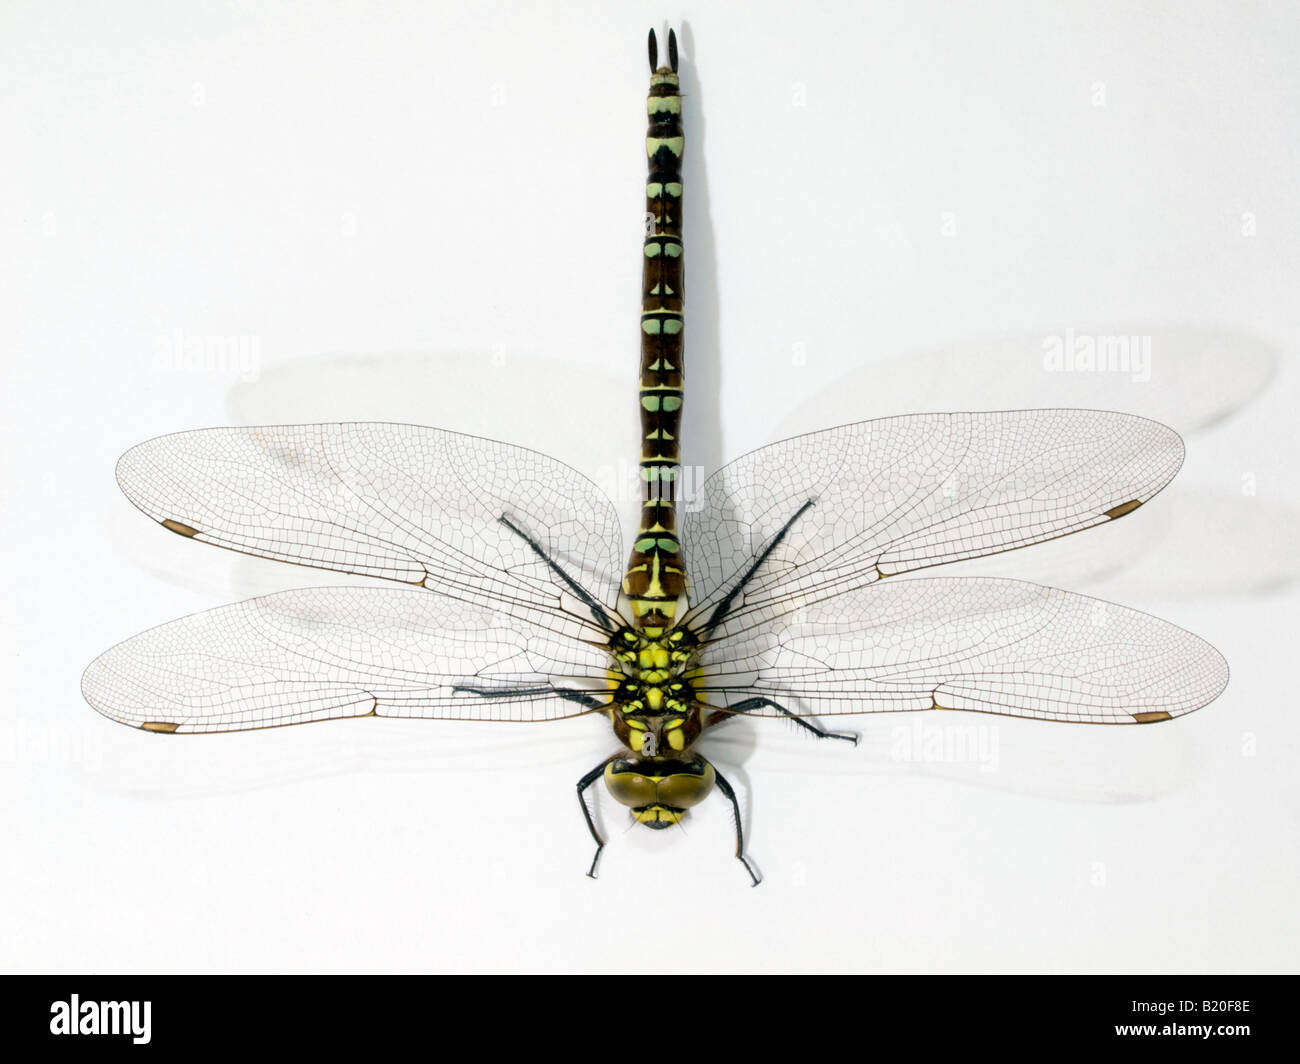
[3,0,1297,972]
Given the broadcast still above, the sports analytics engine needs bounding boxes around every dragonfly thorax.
[608,672,703,757]
[606,623,702,752]
[607,624,698,678]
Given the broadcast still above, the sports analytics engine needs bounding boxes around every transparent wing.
[81,586,615,733]
[115,423,624,638]
[681,409,1182,637]
[695,577,1227,723]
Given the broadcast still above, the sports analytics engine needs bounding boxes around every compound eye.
[658,762,716,809]
[604,762,657,808]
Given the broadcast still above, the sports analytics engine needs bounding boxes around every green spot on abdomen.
[635,536,680,553]
[647,136,684,157]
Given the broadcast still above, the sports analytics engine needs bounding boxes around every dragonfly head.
[603,754,715,830]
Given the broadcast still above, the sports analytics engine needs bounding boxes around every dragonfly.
[82,29,1228,885]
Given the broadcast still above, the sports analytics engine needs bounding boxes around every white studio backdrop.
[2,0,1297,972]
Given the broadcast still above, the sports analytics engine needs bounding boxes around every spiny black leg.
[498,514,615,634]
[725,695,859,746]
[712,767,760,887]
[577,759,613,879]
[453,683,605,711]
[698,500,814,637]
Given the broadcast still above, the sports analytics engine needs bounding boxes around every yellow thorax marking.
[645,554,666,598]
[639,645,670,670]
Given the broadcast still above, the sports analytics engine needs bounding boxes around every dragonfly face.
[603,755,716,830]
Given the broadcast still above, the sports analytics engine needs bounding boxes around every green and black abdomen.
[623,36,687,631]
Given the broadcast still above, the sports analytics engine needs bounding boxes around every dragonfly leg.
[724,696,859,746]
[711,766,761,887]
[698,499,814,636]
[452,683,606,710]
[497,514,617,634]
[576,758,614,879]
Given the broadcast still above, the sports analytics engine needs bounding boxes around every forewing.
[696,577,1227,723]
[82,586,614,733]
[115,423,623,637]
[682,410,1182,635]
